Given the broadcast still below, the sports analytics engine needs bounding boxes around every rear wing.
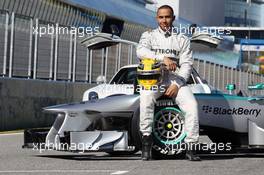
[81,32,223,50]
[81,33,137,50]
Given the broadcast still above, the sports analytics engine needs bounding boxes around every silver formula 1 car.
[23,33,264,158]
[23,64,264,157]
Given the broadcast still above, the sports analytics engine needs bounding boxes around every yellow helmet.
[137,58,162,90]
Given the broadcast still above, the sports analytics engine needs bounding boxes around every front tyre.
[152,107,186,157]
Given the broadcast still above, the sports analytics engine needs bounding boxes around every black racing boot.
[185,143,201,161]
[141,135,153,161]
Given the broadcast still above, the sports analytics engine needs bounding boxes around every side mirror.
[88,91,99,101]
[248,83,264,90]
[226,84,236,94]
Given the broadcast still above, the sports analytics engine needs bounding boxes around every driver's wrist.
[171,80,182,89]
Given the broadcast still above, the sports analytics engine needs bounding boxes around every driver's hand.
[165,84,179,97]
[163,57,177,72]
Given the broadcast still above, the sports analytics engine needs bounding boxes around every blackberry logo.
[202,105,261,118]
[202,106,212,113]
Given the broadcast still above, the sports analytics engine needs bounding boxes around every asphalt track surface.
[1,133,264,175]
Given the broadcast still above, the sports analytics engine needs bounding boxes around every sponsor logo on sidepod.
[202,105,261,117]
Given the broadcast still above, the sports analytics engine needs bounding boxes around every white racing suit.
[136,27,199,143]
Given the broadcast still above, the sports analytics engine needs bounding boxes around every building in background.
[178,0,225,26]
[262,5,264,26]
[224,0,264,27]
[147,0,264,27]
[222,0,264,72]
[146,0,225,26]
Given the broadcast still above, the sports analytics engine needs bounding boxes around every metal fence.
[0,11,137,83]
[193,59,264,95]
[0,11,264,95]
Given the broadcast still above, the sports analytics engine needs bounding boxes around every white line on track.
[111,171,129,175]
[0,170,129,174]
[0,132,23,136]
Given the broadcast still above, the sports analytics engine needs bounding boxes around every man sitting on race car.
[136,5,200,161]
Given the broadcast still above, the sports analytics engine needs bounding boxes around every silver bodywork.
[42,90,264,153]
[44,95,139,151]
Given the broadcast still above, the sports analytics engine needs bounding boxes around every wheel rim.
[153,107,186,145]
